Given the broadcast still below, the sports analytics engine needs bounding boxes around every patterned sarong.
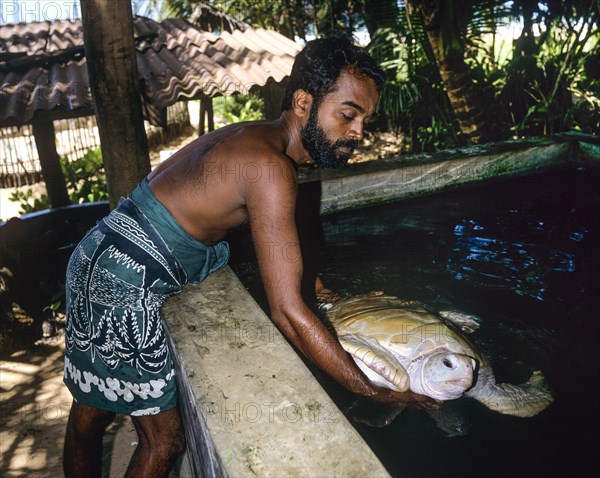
[63,180,229,415]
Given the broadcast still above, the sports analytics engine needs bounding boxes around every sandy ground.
[0,128,403,477]
[0,334,140,477]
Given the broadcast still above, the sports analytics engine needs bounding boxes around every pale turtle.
[322,293,553,418]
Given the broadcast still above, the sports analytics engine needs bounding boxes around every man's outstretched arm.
[244,158,438,408]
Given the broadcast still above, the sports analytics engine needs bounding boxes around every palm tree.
[405,0,505,144]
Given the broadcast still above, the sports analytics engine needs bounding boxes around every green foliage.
[374,0,598,148]
[496,5,599,137]
[8,188,51,215]
[153,0,315,39]
[416,115,457,152]
[213,93,265,124]
[61,148,109,204]
[9,148,108,215]
[154,0,599,150]
[43,299,62,318]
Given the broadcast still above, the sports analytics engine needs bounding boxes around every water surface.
[231,169,599,478]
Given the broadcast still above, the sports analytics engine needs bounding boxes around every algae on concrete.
[298,136,595,215]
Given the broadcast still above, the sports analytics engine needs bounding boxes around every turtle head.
[410,352,476,400]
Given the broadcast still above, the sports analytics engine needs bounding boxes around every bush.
[62,148,109,204]
[213,93,265,124]
[8,188,50,215]
[9,148,108,215]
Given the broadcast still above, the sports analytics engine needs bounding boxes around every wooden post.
[206,97,214,132]
[198,96,206,136]
[198,94,214,136]
[261,82,285,121]
[80,0,150,209]
[31,120,70,208]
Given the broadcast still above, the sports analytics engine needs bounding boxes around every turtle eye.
[442,357,454,368]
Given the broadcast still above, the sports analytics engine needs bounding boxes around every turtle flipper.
[338,333,410,392]
[426,400,472,437]
[346,399,407,428]
[439,310,481,334]
[465,367,554,417]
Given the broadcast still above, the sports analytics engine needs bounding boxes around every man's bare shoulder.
[219,122,285,157]
[216,122,298,182]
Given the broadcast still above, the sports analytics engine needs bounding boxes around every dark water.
[230,169,600,478]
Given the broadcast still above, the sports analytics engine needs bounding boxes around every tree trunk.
[363,0,401,38]
[80,0,150,209]
[409,0,494,144]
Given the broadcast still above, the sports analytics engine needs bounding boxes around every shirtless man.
[63,33,435,478]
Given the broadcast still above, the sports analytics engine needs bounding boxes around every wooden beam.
[0,107,95,129]
[80,0,150,209]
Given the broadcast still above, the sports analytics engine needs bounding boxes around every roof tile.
[0,16,300,127]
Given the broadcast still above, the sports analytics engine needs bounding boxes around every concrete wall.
[299,135,598,215]
[163,267,390,478]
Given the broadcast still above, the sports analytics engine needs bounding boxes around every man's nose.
[348,121,364,141]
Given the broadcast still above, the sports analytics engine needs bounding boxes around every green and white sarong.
[63,179,229,415]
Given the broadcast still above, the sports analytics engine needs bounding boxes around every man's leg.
[125,406,186,478]
[63,400,116,478]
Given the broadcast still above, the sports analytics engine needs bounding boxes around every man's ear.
[292,89,312,118]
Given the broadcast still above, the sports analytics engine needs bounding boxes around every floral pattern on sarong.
[64,199,187,414]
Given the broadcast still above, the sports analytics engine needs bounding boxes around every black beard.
[300,107,358,169]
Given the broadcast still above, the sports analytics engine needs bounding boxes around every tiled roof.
[0,16,301,127]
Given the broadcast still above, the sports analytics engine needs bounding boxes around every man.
[63,33,436,478]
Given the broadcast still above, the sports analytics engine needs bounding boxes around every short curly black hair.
[281,32,385,111]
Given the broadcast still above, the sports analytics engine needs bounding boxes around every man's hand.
[315,275,390,305]
[315,276,343,303]
[367,387,442,410]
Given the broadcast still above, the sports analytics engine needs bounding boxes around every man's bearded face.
[300,105,358,169]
